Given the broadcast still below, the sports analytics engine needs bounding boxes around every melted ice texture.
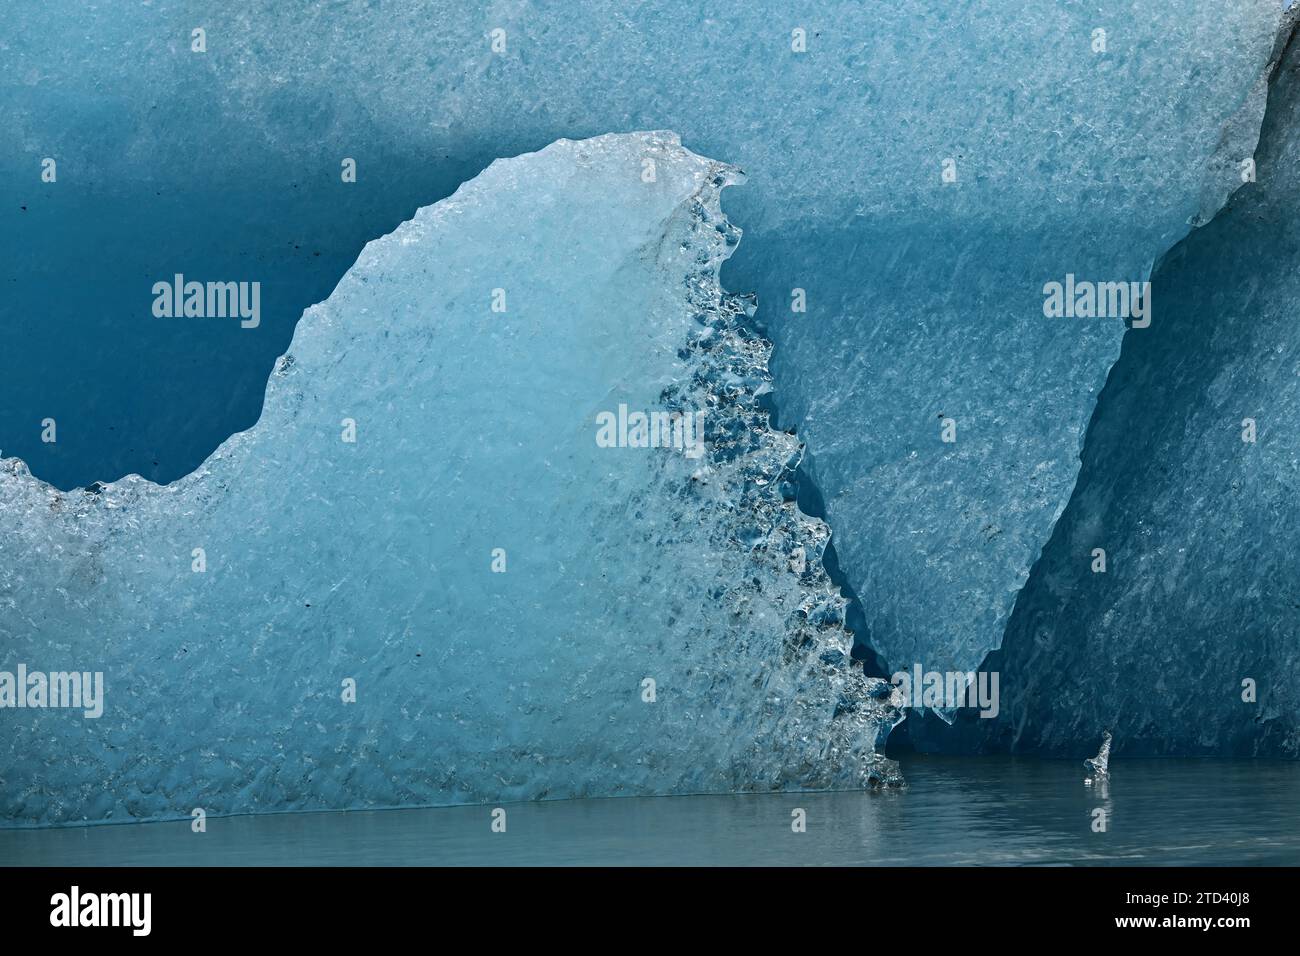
[0,134,901,826]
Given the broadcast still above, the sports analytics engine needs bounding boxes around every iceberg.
[0,133,902,827]
[3,1,1297,815]
[2,1,1283,704]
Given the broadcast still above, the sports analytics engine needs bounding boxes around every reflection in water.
[1083,733,1114,835]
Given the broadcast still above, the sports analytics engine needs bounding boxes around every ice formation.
[1084,733,1112,778]
[0,133,903,827]
[1,3,1284,703]
[909,9,1300,757]
[4,2,1298,822]
[762,4,1284,693]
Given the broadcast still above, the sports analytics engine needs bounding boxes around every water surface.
[3,756,1296,866]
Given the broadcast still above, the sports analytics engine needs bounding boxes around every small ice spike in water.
[1084,731,1113,779]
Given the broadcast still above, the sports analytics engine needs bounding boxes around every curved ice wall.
[1,1,1283,699]
[0,133,901,827]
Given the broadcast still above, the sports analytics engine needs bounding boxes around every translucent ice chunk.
[0,133,901,827]
[1084,733,1112,778]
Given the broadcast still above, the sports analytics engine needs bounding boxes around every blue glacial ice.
[0,133,903,826]
[0,2,1285,700]
[3,1,1299,822]
[908,9,1300,757]
[762,5,1286,693]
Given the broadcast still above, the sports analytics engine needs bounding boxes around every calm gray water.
[3,756,1298,866]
